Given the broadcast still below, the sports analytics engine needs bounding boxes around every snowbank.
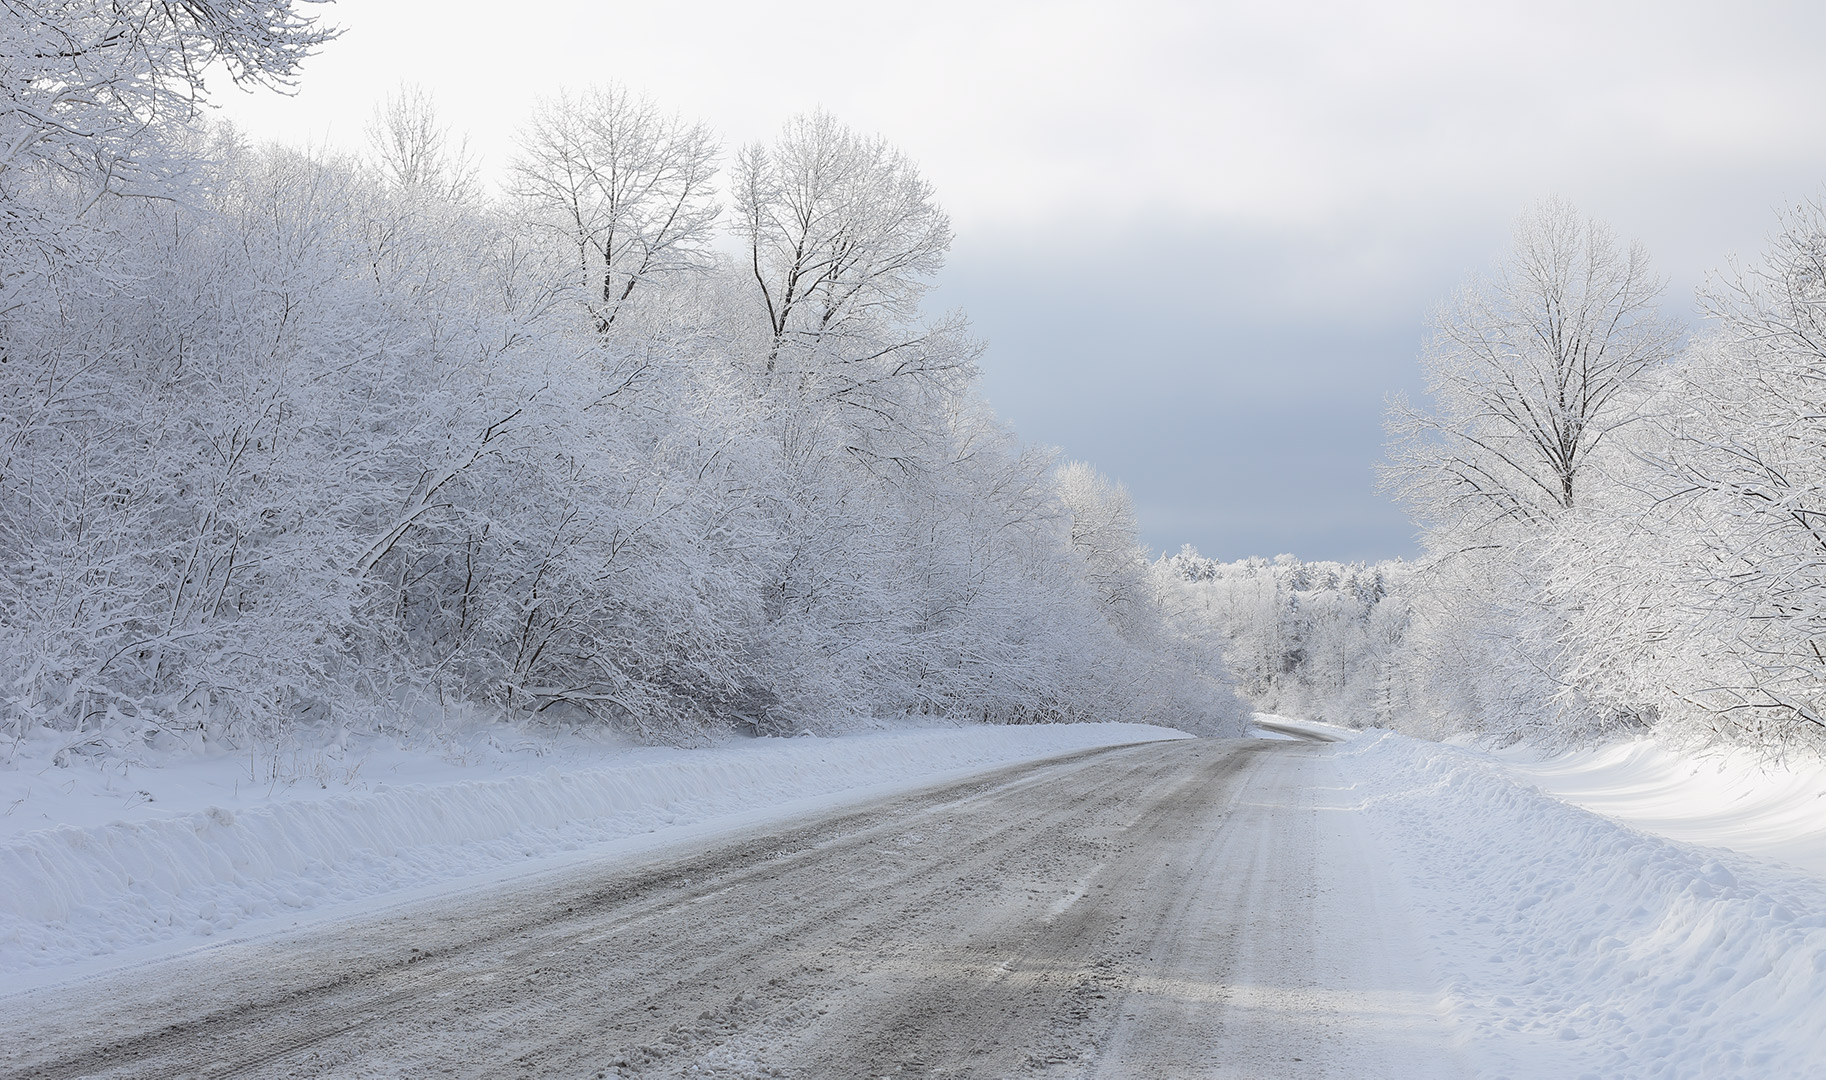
[1495,738,1826,879]
[1345,731,1826,1080]
[0,723,1184,979]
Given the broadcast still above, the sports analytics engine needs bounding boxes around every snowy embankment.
[1347,730,1826,1079]
[1495,738,1826,879]
[0,723,1184,981]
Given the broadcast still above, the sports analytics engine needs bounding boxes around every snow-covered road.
[14,724,1826,1078]
[1,737,1470,1079]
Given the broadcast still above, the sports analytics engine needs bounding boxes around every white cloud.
[218,2,1826,235]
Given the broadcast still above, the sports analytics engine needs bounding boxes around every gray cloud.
[930,223,1461,562]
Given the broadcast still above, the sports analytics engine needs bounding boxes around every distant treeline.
[1157,551,1410,731]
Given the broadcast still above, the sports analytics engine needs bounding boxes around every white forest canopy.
[0,2,1247,757]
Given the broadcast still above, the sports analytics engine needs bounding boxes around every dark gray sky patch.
[933,225,1457,560]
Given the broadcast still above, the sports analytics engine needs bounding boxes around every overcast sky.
[214,0,1826,562]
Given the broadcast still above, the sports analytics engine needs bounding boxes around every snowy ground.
[1348,727,1826,1079]
[0,721,1185,983]
[6,717,1826,1077]
[1494,736,1826,878]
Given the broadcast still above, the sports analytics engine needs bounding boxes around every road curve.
[0,738,1467,1079]
[1250,718,1349,743]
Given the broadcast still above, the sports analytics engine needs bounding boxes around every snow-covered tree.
[1385,197,1679,541]
[365,84,479,203]
[734,110,951,369]
[511,84,721,333]
[1545,198,1826,745]
[0,0,333,188]
[1380,199,1681,741]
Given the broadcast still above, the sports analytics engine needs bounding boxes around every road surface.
[0,736,1468,1078]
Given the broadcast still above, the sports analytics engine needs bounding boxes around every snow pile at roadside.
[1345,731,1826,1080]
[0,723,1183,977]
[1494,738,1826,879]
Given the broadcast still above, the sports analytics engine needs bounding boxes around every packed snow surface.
[0,722,1185,980]
[1349,730,1826,1079]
